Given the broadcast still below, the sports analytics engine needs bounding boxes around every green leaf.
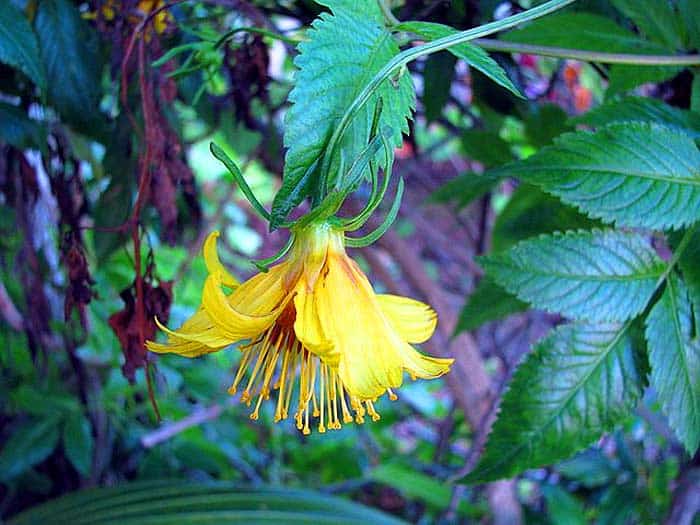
[0,102,47,150]
[481,230,664,322]
[679,0,700,49]
[272,0,413,227]
[465,321,646,483]
[422,51,456,123]
[611,0,685,50]
[501,12,667,54]
[63,413,94,477]
[675,228,700,331]
[8,481,407,525]
[571,96,700,139]
[371,463,479,515]
[556,449,617,488]
[501,12,680,94]
[692,72,700,113]
[396,21,523,98]
[370,463,483,517]
[0,1,46,90]
[491,184,599,253]
[607,66,682,96]
[645,275,700,454]
[93,116,135,261]
[598,483,637,525]
[0,418,61,482]
[455,277,527,334]
[35,0,105,137]
[427,172,499,209]
[492,122,700,230]
[522,103,571,148]
[542,485,587,525]
[461,130,512,167]
[316,0,384,22]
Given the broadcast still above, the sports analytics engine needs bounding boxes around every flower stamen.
[228,322,394,433]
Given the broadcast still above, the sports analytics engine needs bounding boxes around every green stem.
[214,26,300,49]
[320,0,577,184]
[377,0,400,26]
[475,38,700,66]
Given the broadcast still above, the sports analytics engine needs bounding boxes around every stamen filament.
[227,325,389,434]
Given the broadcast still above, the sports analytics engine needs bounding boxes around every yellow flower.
[86,0,171,35]
[148,222,453,434]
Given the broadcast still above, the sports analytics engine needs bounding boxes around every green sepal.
[251,234,295,273]
[345,177,404,248]
[209,142,272,223]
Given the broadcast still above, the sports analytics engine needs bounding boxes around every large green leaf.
[466,321,646,483]
[271,0,413,227]
[396,21,522,98]
[34,0,105,137]
[481,230,664,322]
[0,418,61,483]
[8,481,406,525]
[645,276,700,454]
[501,12,680,94]
[455,276,527,334]
[0,2,46,90]
[492,123,700,230]
[571,96,700,139]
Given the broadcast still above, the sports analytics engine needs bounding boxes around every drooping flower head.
[148,221,452,434]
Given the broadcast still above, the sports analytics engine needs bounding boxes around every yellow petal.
[292,240,334,359]
[203,231,239,288]
[147,308,233,358]
[146,339,221,358]
[154,315,233,348]
[396,342,453,379]
[313,254,404,399]
[293,276,334,360]
[226,260,296,315]
[377,294,437,344]
[201,271,285,340]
